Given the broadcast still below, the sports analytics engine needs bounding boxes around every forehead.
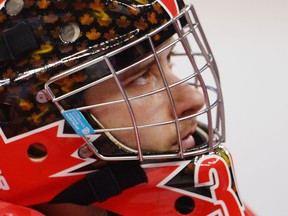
[118,40,175,78]
[84,37,175,81]
[111,37,175,70]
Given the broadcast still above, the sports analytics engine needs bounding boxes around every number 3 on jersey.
[195,155,245,216]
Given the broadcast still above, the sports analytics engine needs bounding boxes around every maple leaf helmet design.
[0,0,225,206]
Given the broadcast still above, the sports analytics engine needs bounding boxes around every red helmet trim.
[157,0,179,18]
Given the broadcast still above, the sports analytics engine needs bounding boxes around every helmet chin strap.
[81,111,211,159]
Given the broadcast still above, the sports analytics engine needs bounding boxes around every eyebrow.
[108,38,175,85]
[116,56,156,83]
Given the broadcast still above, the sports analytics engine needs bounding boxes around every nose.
[169,76,205,118]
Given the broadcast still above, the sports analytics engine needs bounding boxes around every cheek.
[131,92,172,125]
[137,124,175,151]
[95,104,133,128]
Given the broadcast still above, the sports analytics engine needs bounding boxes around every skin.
[84,43,205,153]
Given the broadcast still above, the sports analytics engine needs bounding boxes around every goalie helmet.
[0,1,255,216]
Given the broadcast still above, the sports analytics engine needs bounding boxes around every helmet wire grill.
[44,5,225,161]
[188,6,226,144]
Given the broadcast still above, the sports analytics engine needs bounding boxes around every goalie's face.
[84,44,205,153]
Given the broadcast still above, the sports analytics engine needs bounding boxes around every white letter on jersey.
[0,170,10,190]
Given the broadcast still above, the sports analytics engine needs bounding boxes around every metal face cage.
[43,5,225,162]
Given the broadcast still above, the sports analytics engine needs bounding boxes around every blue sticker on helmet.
[62,109,94,136]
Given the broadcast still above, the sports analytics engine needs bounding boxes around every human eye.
[128,69,151,86]
[121,62,153,87]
